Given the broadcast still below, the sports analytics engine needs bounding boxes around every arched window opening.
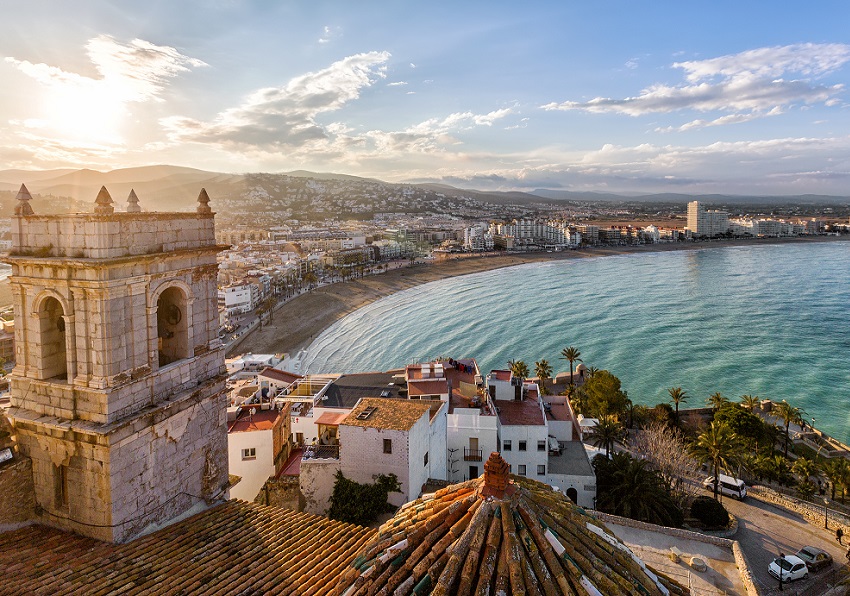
[157,287,189,367]
[37,296,67,380]
[566,487,578,504]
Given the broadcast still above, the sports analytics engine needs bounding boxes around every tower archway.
[36,296,67,380]
[157,286,189,366]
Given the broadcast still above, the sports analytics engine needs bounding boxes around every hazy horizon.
[2,2,850,196]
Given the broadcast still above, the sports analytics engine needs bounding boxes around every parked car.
[768,555,809,582]
[701,474,747,499]
[795,546,833,572]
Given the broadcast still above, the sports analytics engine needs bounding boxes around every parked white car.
[768,555,809,582]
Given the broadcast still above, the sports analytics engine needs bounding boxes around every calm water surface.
[303,242,850,441]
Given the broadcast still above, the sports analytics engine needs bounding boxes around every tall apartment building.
[687,200,730,238]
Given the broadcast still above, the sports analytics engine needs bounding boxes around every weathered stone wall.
[255,476,303,511]
[0,456,36,530]
[11,213,216,259]
[111,385,228,542]
[300,458,341,516]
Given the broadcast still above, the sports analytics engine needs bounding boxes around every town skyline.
[2,2,850,195]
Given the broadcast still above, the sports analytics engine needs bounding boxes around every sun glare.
[42,83,125,145]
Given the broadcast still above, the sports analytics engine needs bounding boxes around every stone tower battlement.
[11,212,216,259]
[6,185,230,542]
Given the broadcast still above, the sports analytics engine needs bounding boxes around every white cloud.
[674,43,850,82]
[6,35,205,104]
[318,25,341,44]
[387,81,408,87]
[542,43,850,129]
[362,109,513,154]
[162,51,391,149]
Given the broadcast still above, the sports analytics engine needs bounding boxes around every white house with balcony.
[299,397,447,515]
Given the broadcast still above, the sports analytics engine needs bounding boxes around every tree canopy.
[582,369,629,418]
[593,452,684,527]
[328,472,401,526]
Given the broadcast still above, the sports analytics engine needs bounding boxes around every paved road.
[722,493,847,592]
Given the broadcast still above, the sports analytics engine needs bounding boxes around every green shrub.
[690,496,729,528]
[328,471,401,526]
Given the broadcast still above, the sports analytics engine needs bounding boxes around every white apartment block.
[687,201,730,238]
[219,283,259,315]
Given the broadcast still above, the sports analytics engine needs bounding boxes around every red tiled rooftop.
[227,408,280,433]
[407,378,449,396]
[337,463,685,595]
[315,411,348,426]
[259,367,301,384]
[491,369,512,381]
[0,500,375,596]
[495,395,545,426]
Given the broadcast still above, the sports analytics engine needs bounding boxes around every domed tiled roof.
[337,452,687,596]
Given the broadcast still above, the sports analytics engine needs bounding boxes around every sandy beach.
[230,235,843,358]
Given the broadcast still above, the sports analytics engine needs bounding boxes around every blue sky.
[2,1,850,194]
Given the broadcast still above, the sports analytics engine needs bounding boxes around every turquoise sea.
[303,241,850,442]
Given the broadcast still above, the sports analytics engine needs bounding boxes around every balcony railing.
[464,448,483,462]
[303,444,340,460]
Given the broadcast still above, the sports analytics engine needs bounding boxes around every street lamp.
[824,497,830,530]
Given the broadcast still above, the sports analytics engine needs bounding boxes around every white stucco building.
[227,404,291,501]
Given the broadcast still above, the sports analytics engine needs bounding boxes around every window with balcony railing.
[463,447,483,461]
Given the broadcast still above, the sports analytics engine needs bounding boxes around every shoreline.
[230,235,844,359]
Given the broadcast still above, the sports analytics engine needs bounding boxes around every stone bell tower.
[6,185,229,542]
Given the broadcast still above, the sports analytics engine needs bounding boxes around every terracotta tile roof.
[491,369,512,382]
[259,367,301,384]
[0,500,375,596]
[227,408,280,433]
[342,398,443,432]
[315,411,349,426]
[337,453,688,596]
[407,378,449,396]
[496,395,546,426]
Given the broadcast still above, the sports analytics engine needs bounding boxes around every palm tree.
[822,458,848,501]
[593,452,683,527]
[587,415,625,458]
[559,346,582,395]
[585,366,598,379]
[667,387,688,425]
[707,392,729,411]
[689,421,742,500]
[773,400,806,458]
[534,359,553,394]
[507,359,529,380]
[792,457,821,497]
[739,394,760,412]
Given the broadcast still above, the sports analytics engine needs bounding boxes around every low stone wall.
[593,511,759,596]
[749,485,850,536]
[0,455,36,530]
[732,541,760,596]
[593,511,733,547]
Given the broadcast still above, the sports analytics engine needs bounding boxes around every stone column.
[73,289,91,386]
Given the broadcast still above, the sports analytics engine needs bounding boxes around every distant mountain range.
[0,166,847,218]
